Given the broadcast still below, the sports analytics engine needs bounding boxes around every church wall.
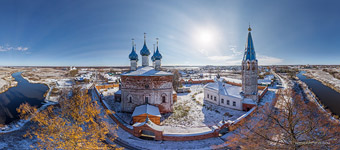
[120,75,174,113]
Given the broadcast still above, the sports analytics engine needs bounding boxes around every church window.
[145,96,149,103]
[214,96,216,101]
[247,62,250,70]
[207,94,209,99]
[221,99,224,104]
[233,101,236,106]
[210,95,213,100]
[128,96,132,103]
[145,84,149,89]
[162,96,166,103]
[227,100,230,105]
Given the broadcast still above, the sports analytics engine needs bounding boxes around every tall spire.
[243,26,256,61]
[140,32,150,56]
[151,44,156,62]
[132,38,135,48]
[134,44,137,52]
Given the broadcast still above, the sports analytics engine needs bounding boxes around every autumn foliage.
[226,89,340,149]
[17,88,121,150]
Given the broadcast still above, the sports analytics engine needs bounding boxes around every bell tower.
[241,26,258,102]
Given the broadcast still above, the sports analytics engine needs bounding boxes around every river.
[0,72,48,125]
[297,71,340,116]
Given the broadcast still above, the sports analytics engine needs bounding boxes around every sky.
[0,0,340,66]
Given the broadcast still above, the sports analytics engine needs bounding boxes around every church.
[204,26,258,111]
[120,34,175,114]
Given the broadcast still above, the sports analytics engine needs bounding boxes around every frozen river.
[297,71,340,116]
[0,72,48,125]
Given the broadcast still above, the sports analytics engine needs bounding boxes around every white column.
[130,60,137,71]
[142,56,149,67]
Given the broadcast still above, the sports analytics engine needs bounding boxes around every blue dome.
[129,46,138,61]
[151,50,156,62]
[140,42,150,56]
[153,47,162,60]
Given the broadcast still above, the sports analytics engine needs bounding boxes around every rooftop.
[132,104,161,117]
[121,66,173,76]
[204,81,242,98]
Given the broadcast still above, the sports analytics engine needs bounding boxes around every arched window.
[127,95,132,103]
[247,61,250,70]
[161,93,167,103]
[162,96,166,103]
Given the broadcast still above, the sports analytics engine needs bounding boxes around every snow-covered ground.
[162,85,245,129]
[102,84,246,134]
[0,68,20,93]
[305,69,340,92]
[0,121,38,150]
[95,90,228,150]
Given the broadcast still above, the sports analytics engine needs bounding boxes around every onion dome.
[129,39,138,61]
[140,33,151,56]
[153,38,162,60]
[243,25,256,61]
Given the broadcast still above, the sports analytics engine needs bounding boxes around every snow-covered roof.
[121,66,173,76]
[204,81,242,98]
[133,117,164,131]
[258,79,272,85]
[243,98,257,104]
[132,104,161,117]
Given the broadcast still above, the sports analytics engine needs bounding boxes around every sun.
[198,30,214,45]
[194,28,217,47]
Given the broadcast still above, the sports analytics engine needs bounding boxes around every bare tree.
[226,89,340,149]
[172,69,182,91]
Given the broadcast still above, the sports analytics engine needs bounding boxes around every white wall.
[203,87,243,110]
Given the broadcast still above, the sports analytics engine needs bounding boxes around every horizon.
[1,0,340,66]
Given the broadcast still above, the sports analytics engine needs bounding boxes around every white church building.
[204,26,258,111]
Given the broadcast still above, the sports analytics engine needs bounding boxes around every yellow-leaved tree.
[17,88,121,150]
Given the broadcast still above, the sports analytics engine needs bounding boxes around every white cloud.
[207,55,235,61]
[0,46,13,52]
[257,55,283,65]
[0,45,29,52]
[16,46,29,51]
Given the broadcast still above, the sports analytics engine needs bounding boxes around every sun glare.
[199,30,213,44]
[194,27,218,47]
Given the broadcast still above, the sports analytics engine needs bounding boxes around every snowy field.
[0,67,20,93]
[161,84,245,130]
[0,122,37,150]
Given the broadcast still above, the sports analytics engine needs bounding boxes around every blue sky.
[0,0,340,66]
